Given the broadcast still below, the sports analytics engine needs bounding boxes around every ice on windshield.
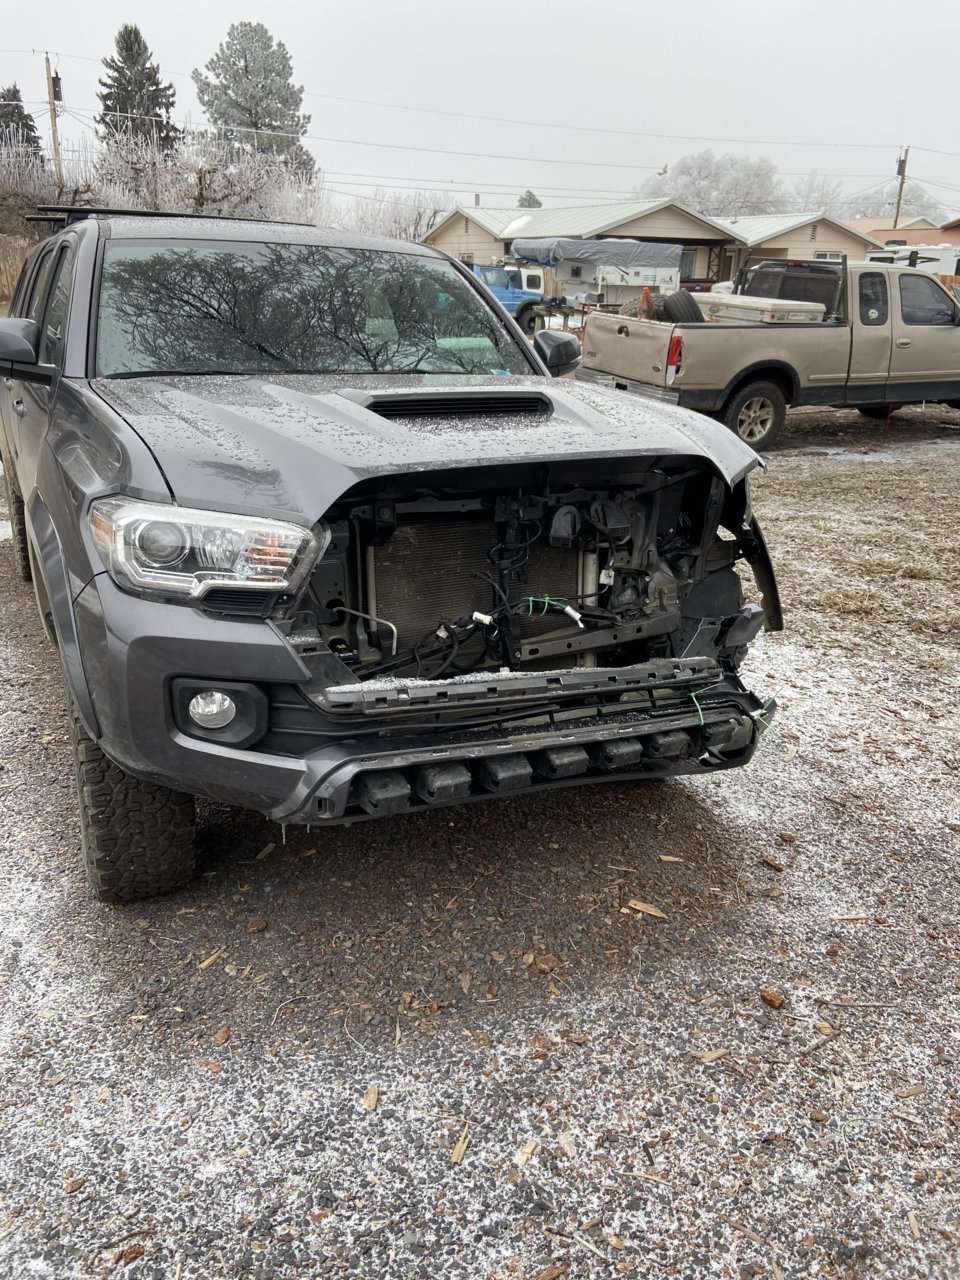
[96,241,532,379]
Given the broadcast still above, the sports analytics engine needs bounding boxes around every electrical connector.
[472,610,494,627]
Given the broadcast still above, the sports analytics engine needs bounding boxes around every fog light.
[188,690,237,729]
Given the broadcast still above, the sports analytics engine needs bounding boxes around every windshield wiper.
[103,369,294,380]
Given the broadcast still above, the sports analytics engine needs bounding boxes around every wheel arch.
[25,491,100,738]
[722,362,799,408]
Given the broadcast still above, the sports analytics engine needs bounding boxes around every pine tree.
[97,25,179,153]
[517,190,543,208]
[0,84,42,156]
[192,23,313,176]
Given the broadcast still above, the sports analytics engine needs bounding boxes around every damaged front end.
[263,447,782,823]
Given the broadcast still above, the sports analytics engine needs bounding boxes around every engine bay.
[281,461,770,692]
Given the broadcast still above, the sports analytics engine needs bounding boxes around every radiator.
[370,516,581,651]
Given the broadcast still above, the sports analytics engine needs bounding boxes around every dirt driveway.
[1,407,958,1280]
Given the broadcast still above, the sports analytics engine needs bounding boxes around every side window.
[899,273,955,326]
[524,273,542,291]
[39,245,76,366]
[858,272,888,325]
[23,250,56,322]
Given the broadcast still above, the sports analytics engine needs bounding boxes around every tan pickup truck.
[576,259,960,448]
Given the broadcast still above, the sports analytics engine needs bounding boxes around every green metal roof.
[427,200,744,243]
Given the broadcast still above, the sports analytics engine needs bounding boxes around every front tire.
[514,304,537,336]
[69,703,197,902]
[722,381,787,450]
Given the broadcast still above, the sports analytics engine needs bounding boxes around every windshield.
[476,266,511,290]
[96,241,533,378]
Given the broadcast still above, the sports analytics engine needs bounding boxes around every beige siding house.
[424,203,884,284]
[713,214,881,272]
[423,200,745,281]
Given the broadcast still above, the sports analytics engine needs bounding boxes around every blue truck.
[470,263,547,334]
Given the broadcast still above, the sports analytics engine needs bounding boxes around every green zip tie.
[688,678,726,726]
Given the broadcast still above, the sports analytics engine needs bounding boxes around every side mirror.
[533,330,581,378]
[0,318,40,366]
[0,318,55,384]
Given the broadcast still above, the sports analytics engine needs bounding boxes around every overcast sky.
[3,0,959,216]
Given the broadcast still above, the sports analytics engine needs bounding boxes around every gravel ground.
[1,408,959,1280]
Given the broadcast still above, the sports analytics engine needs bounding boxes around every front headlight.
[89,498,326,602]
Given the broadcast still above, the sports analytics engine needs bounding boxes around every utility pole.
[44,53,63,187]
[893,146,910,228]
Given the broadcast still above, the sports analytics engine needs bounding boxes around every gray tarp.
[510,237,683,269]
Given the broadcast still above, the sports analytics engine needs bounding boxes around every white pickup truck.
[576,259,960,448]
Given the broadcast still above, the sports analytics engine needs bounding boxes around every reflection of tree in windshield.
[98,243,530,377]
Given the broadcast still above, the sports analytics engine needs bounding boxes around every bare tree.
[636,149,786,216]
[336,188,453,241]
[792,170,844,214]
[0,133,332,239]
[842,180,945,223]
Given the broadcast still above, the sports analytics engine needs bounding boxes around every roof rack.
[27,205,313,229]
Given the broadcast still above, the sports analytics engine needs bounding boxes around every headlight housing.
[89,498,326,602]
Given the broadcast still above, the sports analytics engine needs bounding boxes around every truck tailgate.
[582,312,675,388]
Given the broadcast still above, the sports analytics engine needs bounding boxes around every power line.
[0,47,913,152]
[28,103,909,179]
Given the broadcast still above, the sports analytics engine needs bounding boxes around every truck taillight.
[667,335,683,369]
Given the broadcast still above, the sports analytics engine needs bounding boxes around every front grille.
[370,517,580,650]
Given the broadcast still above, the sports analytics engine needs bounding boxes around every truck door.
[10,241,76,502]
[1,245,57,467]
[887,270,960,398]
[473,265,521,314]
[847,269,893,403]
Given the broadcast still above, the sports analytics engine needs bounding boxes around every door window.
[39,245,75,366]
[899,273,956,326]
[858,272,888,325]
[22,249,56,322]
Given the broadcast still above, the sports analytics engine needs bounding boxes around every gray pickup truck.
[577,259,960,448]
[0,205,780,902]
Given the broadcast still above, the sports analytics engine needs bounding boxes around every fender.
[24,490,100,737]
[719,360,801,406]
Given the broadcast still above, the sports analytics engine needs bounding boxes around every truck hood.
[91,373,759,522]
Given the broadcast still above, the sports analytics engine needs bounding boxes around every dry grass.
[751,412,960,676]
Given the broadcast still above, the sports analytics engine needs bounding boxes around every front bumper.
[74,574,773,827]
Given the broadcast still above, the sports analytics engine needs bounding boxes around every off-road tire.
[69,702,197,902]
[515,304,537,336]
[857,404,902,420]
[722,380,787,450]
[662,289,704,324]
[3,464,31,583]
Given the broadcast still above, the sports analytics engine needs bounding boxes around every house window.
[814,251,843,262]
[680,249,697,278]
[459,254,474,266]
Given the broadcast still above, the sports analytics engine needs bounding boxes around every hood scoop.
[336,388,553,420]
